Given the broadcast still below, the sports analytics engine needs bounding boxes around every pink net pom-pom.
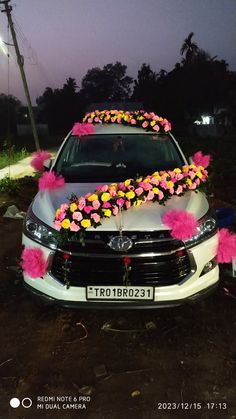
[31,150,52,172]
[192,151,211,168]
[21,247,48,278]
[217,228,236,263]
[72,122,95,136]
[38,171,65,190]
[162,209,199,240]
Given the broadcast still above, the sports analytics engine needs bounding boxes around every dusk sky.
[0,0,236,104]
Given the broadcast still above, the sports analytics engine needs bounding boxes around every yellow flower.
[150,120,156,127]
[186,178,192,186]
[87,194,98,202]
[56,209,61,217]
[152,187,160,194]
[183,166,189,173]
[173,168,182,174]
[189,164,196,169]
[124,179,131,187]
[136,176,143,183]
[126,191,135,200]
[152,172,162,181]
[81,219,91,228]
[198,165,204,170]
[70,203,78,212]
[101,192,111,202]
[133,199,142,207]
[117,190,125,197]
[103,209,112,217]
[143,177,151,183]
[167,181,174,189]
[109,183,117,190]
[196,171,203,179]
[90,112,95,118]
[61,219,71,229]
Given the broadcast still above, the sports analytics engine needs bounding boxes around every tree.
[132,63,157,107]
[36,78,85,132]
[180,32,199,65]
[0,94,22,138]
[80,62,133,104]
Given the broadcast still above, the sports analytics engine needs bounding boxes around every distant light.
[0,36,8,57]
[202,115,211,125]
[194,120,201,125]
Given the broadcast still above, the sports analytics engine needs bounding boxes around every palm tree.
[180,32,199,65]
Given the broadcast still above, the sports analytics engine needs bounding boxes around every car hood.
[32,183,209,232]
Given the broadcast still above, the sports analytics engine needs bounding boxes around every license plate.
[86,286,154,301]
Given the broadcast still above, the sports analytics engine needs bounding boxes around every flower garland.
[54,163,208,239]
[82,109,172,133]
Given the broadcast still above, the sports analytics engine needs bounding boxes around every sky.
[0,0,236,105]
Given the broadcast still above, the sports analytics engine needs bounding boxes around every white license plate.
[86,286,154,301]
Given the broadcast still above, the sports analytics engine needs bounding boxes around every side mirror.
[43,159,52,171]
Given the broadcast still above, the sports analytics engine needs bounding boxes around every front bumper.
[22,233,219,308]
[24,280,219,309]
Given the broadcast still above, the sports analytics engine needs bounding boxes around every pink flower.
[91,213,101,223]
[100,184,109,192]
[164,122,172,132]
[189,182,197,190]
[153,125,160,132]
[146,190,154,200]
[102,202,111,208]
[72,122,95,136]
[21,247,48,278]
[160,180,168,189]
[176,185,183,195]
[60,203,69,212]
[84,205,93,214]
[135,187,143,196]
[217,228,236,263]
[54,220,61,231]
[162,210,199,240]
[144,112,151,119]
[150,177,159,185]
[38,171,65,190]
[31,150,52,172]
[70,221,80,232]
[92,200,101,210]
[126,200,131,209]
[192,151,211,168]
[112,206,119,216]
[72,211,83,221]
[78,197,86,210]
[158,191,164,200]
[117,198,125,207]
[142,121,149,128]
[118,183,126,191]
[131,119,136,125]
[58,211,66,221]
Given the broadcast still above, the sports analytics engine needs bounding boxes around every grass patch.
[0,176,19,194]
[0,147,29,170]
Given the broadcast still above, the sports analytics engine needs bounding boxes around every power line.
[0,0,40,150]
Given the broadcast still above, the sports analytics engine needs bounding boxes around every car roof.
[92,124,159,135]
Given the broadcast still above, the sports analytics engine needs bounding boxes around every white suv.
[22,120,219,308]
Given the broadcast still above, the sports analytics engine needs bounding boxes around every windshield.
[54,133,185,182]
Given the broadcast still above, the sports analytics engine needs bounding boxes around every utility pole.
[0,0,40,150]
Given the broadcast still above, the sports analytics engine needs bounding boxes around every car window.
[54,134,184,182]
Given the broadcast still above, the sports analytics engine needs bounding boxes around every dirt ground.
[0,168,236,419]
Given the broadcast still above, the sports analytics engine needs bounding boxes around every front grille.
[50,231,191,287]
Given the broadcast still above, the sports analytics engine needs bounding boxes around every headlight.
[184,215,217,248]
[24,210,58,250]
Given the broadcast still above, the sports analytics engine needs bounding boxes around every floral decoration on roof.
[82,109,172,133]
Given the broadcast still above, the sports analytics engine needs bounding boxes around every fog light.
[200,259,217,276]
